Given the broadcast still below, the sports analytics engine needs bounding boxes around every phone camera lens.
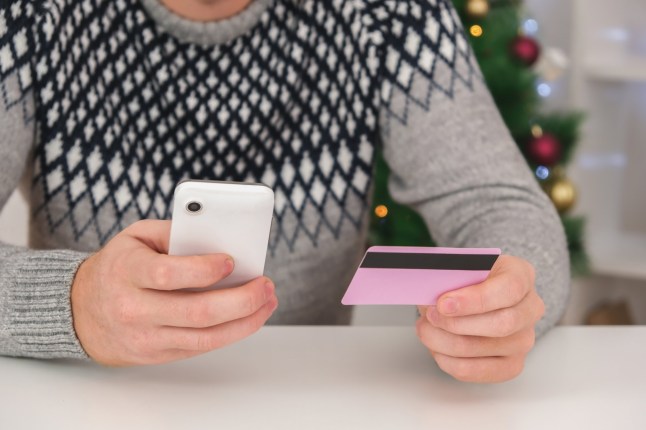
[186,202,203,214]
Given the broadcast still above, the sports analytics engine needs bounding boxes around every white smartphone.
[168,180,275,290]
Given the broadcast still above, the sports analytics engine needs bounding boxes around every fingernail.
[270,298,279,312]
[264,280,275,300]
[439,297,459,315]
[223,257,234,274]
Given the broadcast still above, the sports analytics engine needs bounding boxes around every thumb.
[124,220,173,254]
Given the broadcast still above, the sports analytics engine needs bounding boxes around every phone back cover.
[169,181,274,289]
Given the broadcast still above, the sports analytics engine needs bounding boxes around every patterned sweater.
[0,0,569,359]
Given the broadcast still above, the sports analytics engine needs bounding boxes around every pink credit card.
[342,246,501,306]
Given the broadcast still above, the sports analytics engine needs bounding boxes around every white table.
[1,326,645,430]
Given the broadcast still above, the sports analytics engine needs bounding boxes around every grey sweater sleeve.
[378,0,569,336]
[0,2,88,359]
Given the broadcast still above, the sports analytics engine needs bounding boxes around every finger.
[144,277,275,328]
[416,318,536,358]
[159,296,278,352]
[431,352,526,383]
[427,290,544,337]
[152,349,201,366]
[127,246,235,291]
[436,255,535,317]
[126,349,202,367]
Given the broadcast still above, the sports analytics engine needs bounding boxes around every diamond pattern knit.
[0,1,34,123]
[1,0,478,252]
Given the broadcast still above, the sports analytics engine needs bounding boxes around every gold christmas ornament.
[466,0,490,19]
[545,175,577,214]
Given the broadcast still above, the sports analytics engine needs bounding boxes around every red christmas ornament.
[511,35,541,67]
[527,133,561,166]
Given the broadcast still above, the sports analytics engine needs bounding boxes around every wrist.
[70,254,97,360]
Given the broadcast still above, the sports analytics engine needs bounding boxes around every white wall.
[526,0,646,324]
[525,0,573,111]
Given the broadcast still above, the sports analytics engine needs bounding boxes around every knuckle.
[243,288,263,316]
[520,330,536,354]
[131,219,146,229]
[442,316,458,334]
[454,335,474,357]
[185,302,212,327]
[248,309,267,334]
[478,289,488,314]
[235,318,258,341]
[451,359,475,382]
[444,314,466,335]
[244,302,272,334]
[432,353,451,372]
[125,220,146,235]
[496,309,519,337]
[504,276,525,305]
[248,318,264,336]
[433,354,474,382]
[150,264,173,290]
[506,357,526,381]
[242,293,256,316]
[195,333,219,352]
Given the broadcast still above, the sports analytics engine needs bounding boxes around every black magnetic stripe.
[360,253,499,271]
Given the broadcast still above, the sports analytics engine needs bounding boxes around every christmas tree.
[369,0,588,275]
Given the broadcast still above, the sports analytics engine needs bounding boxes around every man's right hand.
[71,220,278,366]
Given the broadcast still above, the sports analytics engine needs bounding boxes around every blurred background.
[1,0,644,327]
[533,0,646,327]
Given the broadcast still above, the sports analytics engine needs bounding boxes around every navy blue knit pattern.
[0,1,35,123]
[1,0,478,252]
[378,0,480,135]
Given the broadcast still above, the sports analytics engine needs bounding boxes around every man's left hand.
[416,255,545,383]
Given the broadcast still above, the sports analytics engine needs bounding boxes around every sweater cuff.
[6,250,90,359]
